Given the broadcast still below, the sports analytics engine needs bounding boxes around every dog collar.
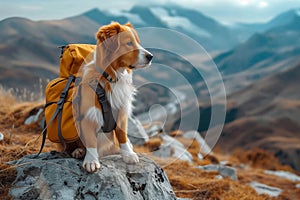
[91,48,118,83]
[102,71,118,83]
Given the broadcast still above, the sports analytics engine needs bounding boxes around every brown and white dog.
[70,22,152,173]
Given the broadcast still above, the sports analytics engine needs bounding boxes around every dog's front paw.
[120,141,139,164]
[83,148,100,173]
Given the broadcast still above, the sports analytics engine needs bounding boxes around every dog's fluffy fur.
[67,22,152,173]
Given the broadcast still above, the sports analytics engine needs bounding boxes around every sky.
[1,0,300,24]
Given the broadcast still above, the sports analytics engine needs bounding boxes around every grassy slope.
[0,91,299,199]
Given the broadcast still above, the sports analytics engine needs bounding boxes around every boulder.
[9,152,177,200]
[24,108,43,125]
[197,164,238,180]
[183,131,212,155]
[152,134,193,163]
[249,181,282,197]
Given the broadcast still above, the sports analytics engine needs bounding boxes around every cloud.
[257,1,269,8]
[19,5,43,11]
[1,0,300,23]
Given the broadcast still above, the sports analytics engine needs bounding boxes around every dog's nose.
[145,53,153,62]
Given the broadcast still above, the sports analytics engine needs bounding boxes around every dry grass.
[233,148,294,172]
[0,91,299,199]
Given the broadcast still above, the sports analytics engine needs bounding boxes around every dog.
[69,22,153,173]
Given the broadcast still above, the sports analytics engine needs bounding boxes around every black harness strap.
[37,75,75,156]
[90,82,117,132]
[56,75,75,151]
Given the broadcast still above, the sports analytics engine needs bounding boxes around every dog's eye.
[127,41,133,46]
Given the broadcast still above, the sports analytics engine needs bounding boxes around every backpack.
[39,44,116,154]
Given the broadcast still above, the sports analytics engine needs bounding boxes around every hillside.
[1,7,300,101]
[0,92,300,199]
[217,63,300,171]
[213,11,300,95]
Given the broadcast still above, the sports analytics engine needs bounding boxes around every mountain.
[217,63,300,171]
[0,5,233,97]
[213,11,300,95]
[232,8,300,41]
[1,6,300,100]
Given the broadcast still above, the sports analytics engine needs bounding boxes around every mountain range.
[216,63,300,171]
[1,4,300,170]
[1,6,300,93]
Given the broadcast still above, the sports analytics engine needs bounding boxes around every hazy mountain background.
[1,5,300,171]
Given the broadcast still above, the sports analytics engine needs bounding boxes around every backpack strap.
[89,82,117,132]
[37,75,75,156]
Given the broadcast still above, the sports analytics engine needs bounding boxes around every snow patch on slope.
[150,7,211,38]
[109,10,145,25]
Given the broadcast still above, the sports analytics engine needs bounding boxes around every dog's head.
[95,22,153,71]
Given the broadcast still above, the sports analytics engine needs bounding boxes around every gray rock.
[197,164,238,180]
[9,152,177,200]
[219,166,237,181]
[171,145,193,163]
[215,175,223,180]
[183,131,212,155]
[197,153,203,160]
[197,164,219,172]
[0,132,4,141]
[24,108,43,125]
[296,184,300,188]
[127,116,149,146]
[152,135,193,163]
[152,143,172,158]
[265,170,300,182]
[144,123,164,137]
[249,181,282,197]
[161,134,184,149]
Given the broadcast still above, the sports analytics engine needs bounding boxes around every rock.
[144,123,164,137]
[296,184,300,188]
[197,164,238,180]
[265,170,300,182]
[197,153,203,160]
[215,175,223,180]
[0,132,4,141]
[183,131,212,155]
[152,135,193,163]
[249,181,282,197]
[128,116,149,146]
[198,164,219,172]
[24,108,43,125]
[152,144,172,158]
[171,145,193,163]
[161,134,184,149]
[9,152,177,200]
[218,166,237,181]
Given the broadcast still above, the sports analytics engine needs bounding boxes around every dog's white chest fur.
[107,69,136,116]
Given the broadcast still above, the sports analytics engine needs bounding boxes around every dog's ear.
[124,22,133,29]
[125,22,140,43]
[96,22,121,44]
[95,22,122,53]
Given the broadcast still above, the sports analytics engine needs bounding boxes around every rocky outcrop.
[9,152,177,200]
[197,164,238,181]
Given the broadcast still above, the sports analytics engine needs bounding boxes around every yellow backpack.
[40,44,117,154]
[38,44,96,154]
